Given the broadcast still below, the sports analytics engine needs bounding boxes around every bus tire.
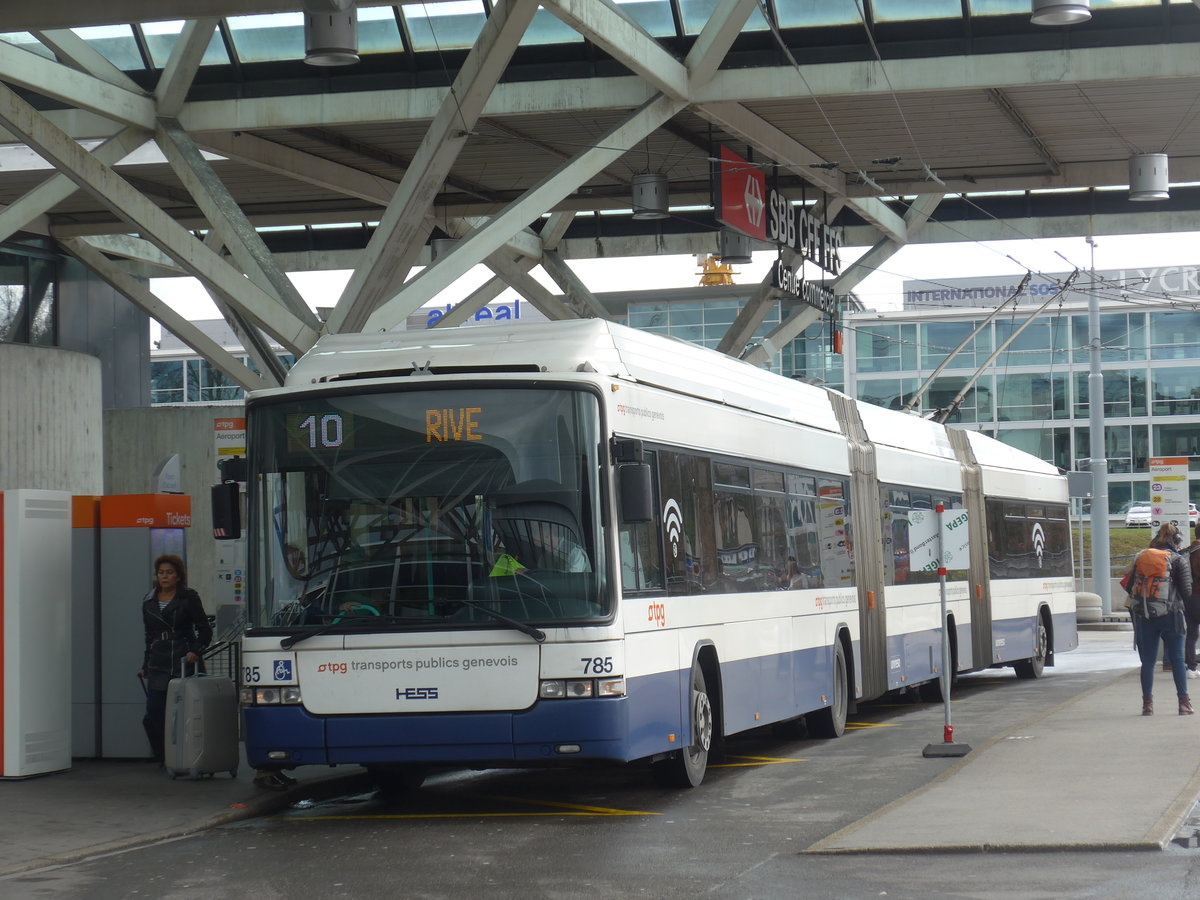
[808,640,848,738]
[653,663,712,788]
[1014,613,1048,680]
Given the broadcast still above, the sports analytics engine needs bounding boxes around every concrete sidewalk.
[808,667,1200,853]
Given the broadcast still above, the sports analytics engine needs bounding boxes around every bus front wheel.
[653,664,712,788]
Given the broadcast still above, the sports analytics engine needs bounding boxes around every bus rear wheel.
[808,640,848,738]
[1014,615,1048,680]
[653,664,712,788]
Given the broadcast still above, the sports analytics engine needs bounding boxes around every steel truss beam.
[0,84,318,355]
[0,39,153,129]
[325,0,542,334]
[62,237,269,393]
[30,29,144,94]
[156,118,320,331]
[362,93,686,333]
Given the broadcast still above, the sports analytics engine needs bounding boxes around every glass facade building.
[846,283,1200,513]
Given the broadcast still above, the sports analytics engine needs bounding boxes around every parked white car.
[1123,502,1198,528]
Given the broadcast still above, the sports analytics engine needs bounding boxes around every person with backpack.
[1126,523,1193,716]
[1184,523,1200,680]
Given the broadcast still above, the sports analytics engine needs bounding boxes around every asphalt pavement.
[2,630,1198,878]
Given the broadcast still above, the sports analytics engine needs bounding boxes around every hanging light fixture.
[631,173,669,220]
[1128,153,1169,201]
[430,238,458,261]
[305,1,359,66]
[1030,1,1091,26]
[718,227,752,265]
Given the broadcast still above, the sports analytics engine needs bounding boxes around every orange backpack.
[1126,548,1173,618]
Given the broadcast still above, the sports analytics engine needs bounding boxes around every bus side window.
[619,448,664,594]
[620,523,663,593]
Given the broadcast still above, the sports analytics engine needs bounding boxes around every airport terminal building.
[845,266,1200,513]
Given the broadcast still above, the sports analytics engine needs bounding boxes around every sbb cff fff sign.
[715,145,843,277]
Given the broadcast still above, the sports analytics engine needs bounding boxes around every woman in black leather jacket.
[139,554,212,762]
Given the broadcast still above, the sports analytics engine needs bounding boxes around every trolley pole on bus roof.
[923,503,972,759]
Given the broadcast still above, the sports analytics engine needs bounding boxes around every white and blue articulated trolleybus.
[233,319,1076,789]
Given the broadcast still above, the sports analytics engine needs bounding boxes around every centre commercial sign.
[715,145,843,316]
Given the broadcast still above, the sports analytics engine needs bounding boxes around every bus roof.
[280,321,1063,481]
[284,319,843,434]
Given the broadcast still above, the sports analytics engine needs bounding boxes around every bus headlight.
[246,686,303,705]
[564,680,593,698]
[540,679,621,698]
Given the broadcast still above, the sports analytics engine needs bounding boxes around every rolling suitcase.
[164,663,239,780]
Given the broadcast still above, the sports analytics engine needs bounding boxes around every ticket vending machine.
[96,494,190,758]
[1,490,73,778]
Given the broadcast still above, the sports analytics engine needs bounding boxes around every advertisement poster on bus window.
[907,508,970,573]
[816,488,854,587]
[1149,456,1190,532]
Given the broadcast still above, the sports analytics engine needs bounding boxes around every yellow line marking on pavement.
[711,754,807,768]
[282,811,647,820]
[278,794,658,821]
[484,795,657,816]
[845,721,900,730]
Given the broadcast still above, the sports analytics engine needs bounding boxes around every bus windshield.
[246,386,606,633]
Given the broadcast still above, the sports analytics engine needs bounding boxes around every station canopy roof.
[2,1,1200,381]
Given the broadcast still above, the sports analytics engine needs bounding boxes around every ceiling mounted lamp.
[1128,153,1169,201]
[718,227,752,265]
[631,173,669,220]
[430,238,458,261]
[1030,1,1091,26]
[305,0,359,66]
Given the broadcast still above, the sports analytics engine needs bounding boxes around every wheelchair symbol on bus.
[274,660,293,681]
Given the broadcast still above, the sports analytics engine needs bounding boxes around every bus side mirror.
[618,463,653,524]
[211,482,241,540]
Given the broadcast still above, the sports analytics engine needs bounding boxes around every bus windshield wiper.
[279,614,409,649]
[444,598,545,643]
[279,606,544,648]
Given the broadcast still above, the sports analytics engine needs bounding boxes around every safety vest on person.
[1126,548,1173,619]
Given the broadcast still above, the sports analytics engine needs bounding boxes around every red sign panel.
[716,145,766,241]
